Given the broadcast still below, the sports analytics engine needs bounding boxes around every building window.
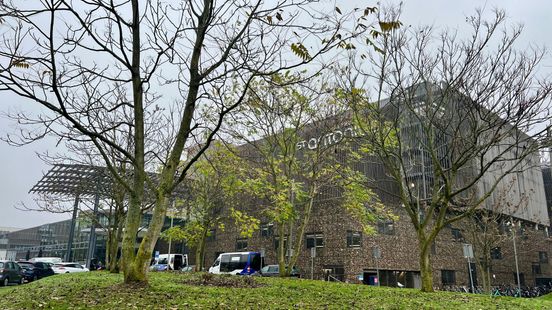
[532,263,542,275]
[539,251,549,263]
[306,233,324,249]
[441,270,456,285]
[377,221,395,235]
[206,229,216,242]
[346,231,362,247]
[260,223,274,237]
[274,236,287,250]
[513,272,525,286]
[236,239,247,251]
[451,228,463,242]
[491,247,502,260]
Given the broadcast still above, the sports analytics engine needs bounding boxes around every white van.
[30,257,62,264]
[151,254,188,270]
[209,252,261,275]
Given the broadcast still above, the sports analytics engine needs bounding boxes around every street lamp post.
[508,220,521,296]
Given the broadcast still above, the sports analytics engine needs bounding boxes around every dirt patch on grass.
[110,281,149,291]
[181,273,264,288]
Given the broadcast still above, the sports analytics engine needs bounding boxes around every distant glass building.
[3,214,187,264]
[0,227,20,260]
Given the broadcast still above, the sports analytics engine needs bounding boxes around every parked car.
[17,261,55,282]
[0,260,25,286]
[29,257,62,264]
[52,262,89,274]
[260,265,300,277]
[151,254,188,271]
[180,265,196,272]
[149,263,169,272]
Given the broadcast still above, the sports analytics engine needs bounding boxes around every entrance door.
[363,271,378,285]
[323,265,345,281]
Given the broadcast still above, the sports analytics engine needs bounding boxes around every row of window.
[442,269,531,286]
[234,227,397,251]
[259,222,395,239]
[226,221,396,251]
[219,225,551,264]
[490,247,548,264]
[450,221,551,242]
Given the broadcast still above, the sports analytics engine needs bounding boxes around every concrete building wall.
[477,134,549,225]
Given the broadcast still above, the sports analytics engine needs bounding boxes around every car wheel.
[2,278,8,286]
[33,275,38,282]
[19,277,24,285]
[65,272,69,274]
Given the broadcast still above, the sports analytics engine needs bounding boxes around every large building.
[203,84,552,289]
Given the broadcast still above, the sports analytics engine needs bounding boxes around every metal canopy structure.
[29,164,114,267]
[30,163,189,198]
[29,164,114,198]
[29,163,189,267]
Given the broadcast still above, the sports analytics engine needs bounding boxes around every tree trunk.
[277,224,287,277]
[289,187,316,273]
[195,228,208,271]
[122,0,146,284]
[109,209,124,273]
[105,202,114,271]
[122,193,144,283]
[480,268,489,293]
[487,266,492,294]
[419,239,434,292]
[131,191,170,282]
[106,229,114,270]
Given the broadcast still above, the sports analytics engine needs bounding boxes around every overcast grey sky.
[1,0,551,229]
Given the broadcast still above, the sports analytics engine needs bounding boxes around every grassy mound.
[1,272,551,309]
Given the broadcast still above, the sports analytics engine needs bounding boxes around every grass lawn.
[0,271,551,309]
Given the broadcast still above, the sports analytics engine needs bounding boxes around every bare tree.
[463,177,530,293]
[0,0,369,283]
[343,9,552,291]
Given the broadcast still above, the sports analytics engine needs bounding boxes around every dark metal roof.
[29,164,190,199]
[29,164,113,198]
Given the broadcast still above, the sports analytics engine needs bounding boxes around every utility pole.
[510,221,521,296]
